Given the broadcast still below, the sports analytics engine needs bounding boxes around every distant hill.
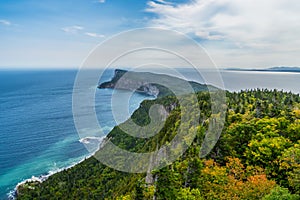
[268,66,300,72]
[226,66,300,73]
[98,69,219,97]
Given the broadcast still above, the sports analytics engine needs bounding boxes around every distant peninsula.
[226,66,300,73]
[98,69,218,97]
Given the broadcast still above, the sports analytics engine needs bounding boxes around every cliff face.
[98,69,217,97]
[98,69,160,97]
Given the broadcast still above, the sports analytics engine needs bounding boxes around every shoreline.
[8,79,154,199]
[9,136,106,200]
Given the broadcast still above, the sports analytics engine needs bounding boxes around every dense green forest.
[17,89,300,199]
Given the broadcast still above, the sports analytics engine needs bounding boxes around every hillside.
[17,89,300,199]
[98,69,218,97]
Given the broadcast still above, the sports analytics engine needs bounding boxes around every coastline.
[9,136,106,200]
[9,69,158,199]
[11,69,300,199]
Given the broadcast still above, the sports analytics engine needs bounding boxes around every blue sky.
[0,0,299,68]
[0,0,156,68]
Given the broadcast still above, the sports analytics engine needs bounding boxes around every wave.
[8,136,106,200]
[79,136,105,144]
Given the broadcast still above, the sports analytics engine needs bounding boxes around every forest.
[17,89,300,199]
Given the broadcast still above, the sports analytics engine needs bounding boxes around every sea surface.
[0,68,299,199]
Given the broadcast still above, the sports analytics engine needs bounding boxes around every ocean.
[0,69,153,199]
[0,68,299,199]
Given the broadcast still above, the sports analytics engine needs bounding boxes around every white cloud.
[98,0,105,3]
[146,0,300,67]
[153,0,173,5]
[0,19,11,26]
[62,26,84,34]
[62,27,104,39]
[195,31,224,41]
[85,32,105,38]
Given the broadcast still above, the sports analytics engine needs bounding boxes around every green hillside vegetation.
[17,89,300,199]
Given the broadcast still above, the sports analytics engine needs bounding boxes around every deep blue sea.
[0,69,154,199]
[0,68,299,199]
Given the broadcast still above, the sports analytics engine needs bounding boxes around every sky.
[0,0,299,69]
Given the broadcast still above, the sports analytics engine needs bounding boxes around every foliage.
[279,142,300,193]
[17,89,300,199]
[200,158,276,199]
[176,188,203,200]
[262,186,300,200]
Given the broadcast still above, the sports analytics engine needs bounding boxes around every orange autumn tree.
[200,157,276,200]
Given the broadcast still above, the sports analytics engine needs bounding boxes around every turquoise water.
[0,68,299,199]
[0,69,152,199]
